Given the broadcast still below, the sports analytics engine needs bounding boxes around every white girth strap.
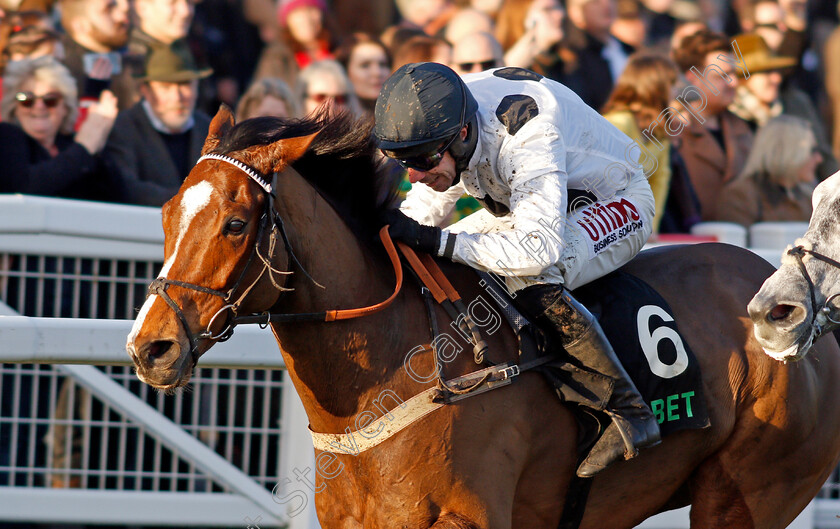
[309,387,444,454]
[309,361,528,454]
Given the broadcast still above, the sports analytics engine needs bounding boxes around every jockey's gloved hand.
[382,209,442,255]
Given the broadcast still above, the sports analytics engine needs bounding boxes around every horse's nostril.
[769,304,796,322]
[148,340,175,360]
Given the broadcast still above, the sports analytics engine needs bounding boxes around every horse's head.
[126,105,317,390]
[748,171,840,361]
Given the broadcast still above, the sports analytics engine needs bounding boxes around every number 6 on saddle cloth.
[477,268,710,440]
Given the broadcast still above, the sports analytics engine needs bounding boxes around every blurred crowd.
[1,0,840,232]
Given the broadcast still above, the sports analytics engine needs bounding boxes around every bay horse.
[127,106,840,529]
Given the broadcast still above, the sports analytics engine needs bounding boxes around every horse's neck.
[270,172,426,432]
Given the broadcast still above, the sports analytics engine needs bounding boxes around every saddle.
[398,244,709,446]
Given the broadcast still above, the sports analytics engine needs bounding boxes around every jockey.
[374,62,660,477]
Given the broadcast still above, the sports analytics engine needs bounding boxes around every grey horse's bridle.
[785,245,840,340]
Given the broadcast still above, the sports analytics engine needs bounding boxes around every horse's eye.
[226,219,246,234]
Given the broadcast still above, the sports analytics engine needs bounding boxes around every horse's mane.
[213,111,401,243]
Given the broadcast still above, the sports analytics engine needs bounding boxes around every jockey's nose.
[407,168,427,184]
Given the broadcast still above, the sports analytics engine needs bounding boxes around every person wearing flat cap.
[104,41,213,206]
[728,33,837,181]
[375,62,659,477]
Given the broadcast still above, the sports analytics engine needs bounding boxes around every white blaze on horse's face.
[127,181,215,351]
[160,181,215,278]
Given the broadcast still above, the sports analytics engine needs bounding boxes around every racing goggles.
[383,133,460,171]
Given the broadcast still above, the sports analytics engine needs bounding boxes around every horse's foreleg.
[429,513,482,529]
[689,456,756,529]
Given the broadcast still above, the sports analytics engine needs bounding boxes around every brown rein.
[235,225,404,325]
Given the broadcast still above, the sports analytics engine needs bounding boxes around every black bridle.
[144,155,325,367]
[785,245,840,339]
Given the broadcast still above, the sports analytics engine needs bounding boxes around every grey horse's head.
[748,172,840,361]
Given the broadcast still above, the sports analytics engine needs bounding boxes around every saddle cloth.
[480,269,710,437]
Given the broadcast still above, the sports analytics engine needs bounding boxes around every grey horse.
[749,171,840,360]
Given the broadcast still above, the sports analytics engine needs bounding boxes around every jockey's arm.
[443,119,569,277]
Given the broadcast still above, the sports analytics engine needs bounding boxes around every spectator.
[0,0,55,12]
[380,25,425,59]
[391,34,452,71]
[503,0,565,70]
[278,0,333,68]
[671,29,753,221]
[331,0,395,40]
[235,77,302,121]
[0,56,117,199]
[1,11,63,70]
[296,59,361,118]
[557,0,633,110]
[394,0,457,37]
[825,3,840,159]
[444,8,494,46]
[728,33,837,181]
[191,0,264,109]
[740,0,818,104]
[638,0,679,47]
[495,0,532,53]
[252,0,334,88]
[451,31,504,75]
[58,0,134,110]
[104,41,212,206]
[130,0,193,51]
[716,115,820,227]
[611,0,646,49]
[739,0,787,51]
[471,0,505,20]
[126,0,201,107]
[602,52,679,232]
[334,32,390,116]
[669,19,705,51]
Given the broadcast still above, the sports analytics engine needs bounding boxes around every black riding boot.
[516,284,661,478]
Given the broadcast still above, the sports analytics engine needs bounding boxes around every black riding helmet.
[374,62,479,172]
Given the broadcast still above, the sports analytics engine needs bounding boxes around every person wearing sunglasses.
[0,56,118,200]
[451,31,503,76]
[374,62,658,477]
[295,59,362,117]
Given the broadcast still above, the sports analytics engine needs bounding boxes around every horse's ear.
[273,131,319,169]
[242,131,320,174]
[201,104,236,155]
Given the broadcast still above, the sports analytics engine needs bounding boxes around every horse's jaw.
[760,329,815,363]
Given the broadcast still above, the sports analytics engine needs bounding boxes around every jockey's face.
[407,150,457,192]
[401,124,469,192]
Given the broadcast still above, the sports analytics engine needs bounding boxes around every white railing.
[0,195,320,528]
[0,195,835,529]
